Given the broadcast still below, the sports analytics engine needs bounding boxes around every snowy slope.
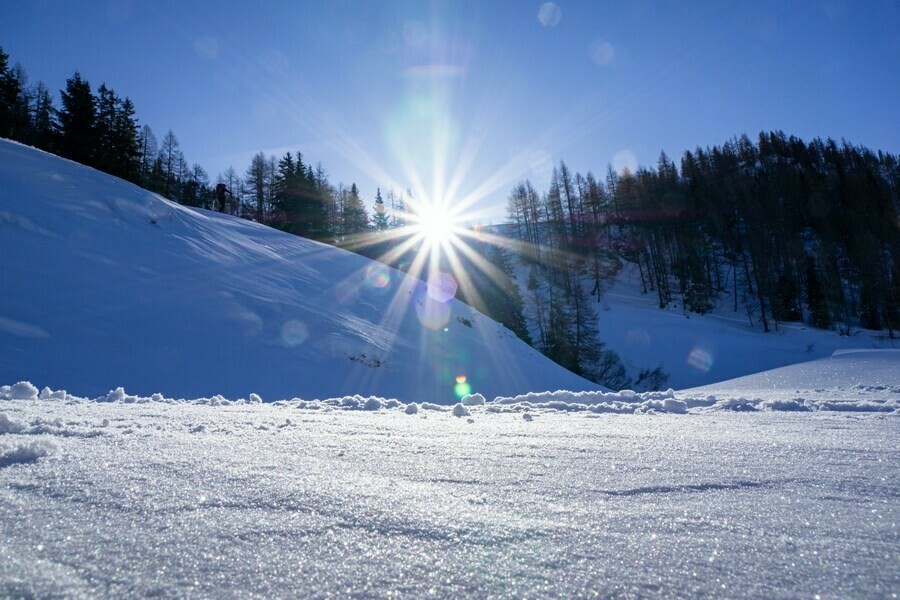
[595,263,893,389]
[0,139,601,402]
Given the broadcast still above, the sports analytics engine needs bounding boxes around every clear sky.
[3,0,898,221]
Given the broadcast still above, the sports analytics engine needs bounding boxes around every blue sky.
[3,0,898,221]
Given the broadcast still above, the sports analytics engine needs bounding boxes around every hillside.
[592,263,892,389]
[0,139,601,402]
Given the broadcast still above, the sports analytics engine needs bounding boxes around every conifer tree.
[57,72,96,166]
[373,188,389,230]
[29,81,56,151]
[342,183,368,236]
[159,130,183,200]
[138,125,158,187]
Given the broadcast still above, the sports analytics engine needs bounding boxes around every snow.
[0,439,56,468]
[0,140,898,596]
[0,388,896,597]
[594,263,894,389]
[451,402,471,417]
[680,350,900,413]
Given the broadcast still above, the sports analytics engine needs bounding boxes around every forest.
[505,136,899,386]
[2,47,897,389]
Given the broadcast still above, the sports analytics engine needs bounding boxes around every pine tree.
[373,188,388,230]
[245,151,268,221]
[29,81,56,151]
[138,125,158,188]
[113,97,141,182]
[57,72,97,167]
[0,47,13,137]
[0,52,31,142]
[805,255,832,329]
[343,183,368,236]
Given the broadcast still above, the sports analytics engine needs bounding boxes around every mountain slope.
[0,139,602,401]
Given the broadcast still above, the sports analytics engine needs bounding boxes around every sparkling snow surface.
[1,379,898,597]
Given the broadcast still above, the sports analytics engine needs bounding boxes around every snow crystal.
[0,439,55,467]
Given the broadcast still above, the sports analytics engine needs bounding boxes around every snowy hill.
[0,139,601,402]
[589,263,893,389]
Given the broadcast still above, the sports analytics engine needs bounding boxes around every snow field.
[0,398,896,597]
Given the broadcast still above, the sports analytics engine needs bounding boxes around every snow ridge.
[3,381,896,415]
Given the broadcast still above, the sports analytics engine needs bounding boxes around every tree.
[159,130,184,200]
[373,188,389,230]
[805,255,831,329]
[113,97,141,182]
[57,72,96,167]
[0,51,31,141]
[181,163,210,207]
[342,183,368,236]
[29,81,56,151]
[245,151,268,221]
[138,125,158,188]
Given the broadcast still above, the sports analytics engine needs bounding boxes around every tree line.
[507,131,899,387]
[0,47,416,242]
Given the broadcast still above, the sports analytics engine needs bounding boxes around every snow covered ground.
[1,373,897,597]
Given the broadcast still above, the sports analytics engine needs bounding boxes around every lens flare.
[427,271,458,303]
[364,264,391,290]
[416,296,451,330]
[454,375,471,398]
[538,2,562,27]
[687,347,713,372]
[589,39,615,66]
[281,320,309,347]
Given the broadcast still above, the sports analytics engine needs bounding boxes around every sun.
[411,203,459,247]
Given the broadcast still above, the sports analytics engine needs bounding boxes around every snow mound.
[0,381,39,400]
[679,350,900,413]
[460,393,486,406]
[452,403,471,417]
[0,439,56,468]
[0,413,26,434]
[491,388,688,414]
